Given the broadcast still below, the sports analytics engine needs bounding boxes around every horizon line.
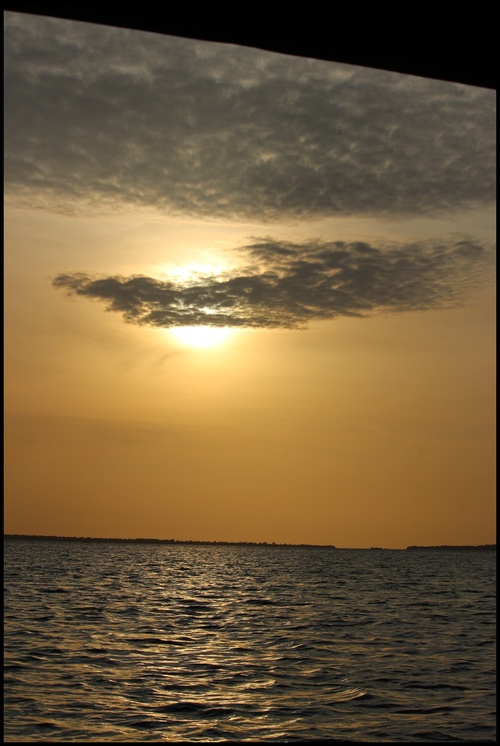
[4,534,496,550]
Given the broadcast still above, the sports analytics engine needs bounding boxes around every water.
[4,540,496,742]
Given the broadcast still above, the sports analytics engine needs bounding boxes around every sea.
[4,539,496,743]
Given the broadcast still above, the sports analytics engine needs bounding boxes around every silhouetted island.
[3,534,336,549]
[406,544,495,550]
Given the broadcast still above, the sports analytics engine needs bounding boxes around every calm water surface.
[4,541,496,742]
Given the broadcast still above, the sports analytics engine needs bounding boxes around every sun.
[170,326,233,349]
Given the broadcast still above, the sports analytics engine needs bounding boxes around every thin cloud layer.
[4,12,495,221]
[53,238,491,329]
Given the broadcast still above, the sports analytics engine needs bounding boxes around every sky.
[4,11,496,548]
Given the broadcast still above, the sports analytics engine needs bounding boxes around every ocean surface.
[4,540,496,743]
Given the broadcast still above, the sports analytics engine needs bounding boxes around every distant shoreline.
[3,535,496,550]
[405,544,496,550]
[3,534,336,549]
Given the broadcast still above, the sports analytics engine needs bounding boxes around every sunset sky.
[4,11,496,548]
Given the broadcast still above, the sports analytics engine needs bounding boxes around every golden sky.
[4,12,496,547]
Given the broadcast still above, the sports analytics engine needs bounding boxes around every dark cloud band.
[53,237,491,330]
[5,13,495,221]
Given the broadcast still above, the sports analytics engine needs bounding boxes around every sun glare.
[160,261,228,284]
[171,326,233,349]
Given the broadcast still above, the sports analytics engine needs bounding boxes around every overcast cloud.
[4,12,495,221]
[53,237,490,329]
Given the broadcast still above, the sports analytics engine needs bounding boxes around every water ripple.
[4,541,496,742]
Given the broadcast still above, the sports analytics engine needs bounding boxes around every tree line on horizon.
[4,535,495,549]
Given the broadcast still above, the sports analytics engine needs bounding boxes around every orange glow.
[4,14,495,548]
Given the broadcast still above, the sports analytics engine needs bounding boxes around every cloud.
[4,12,495,221]
[53,237,491,329]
